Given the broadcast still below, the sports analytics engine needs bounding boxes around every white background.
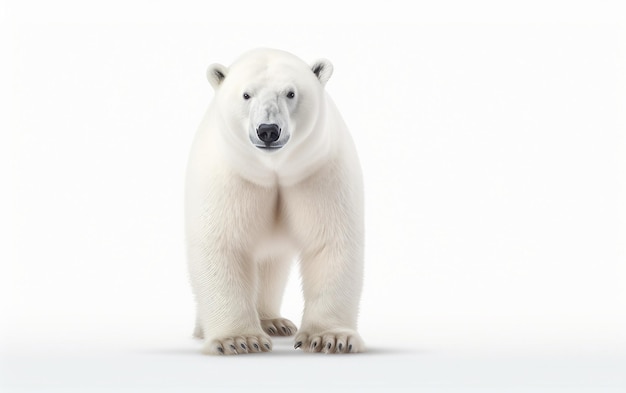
[2,0,625,391]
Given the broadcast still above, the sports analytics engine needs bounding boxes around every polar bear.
[185,48,364,355]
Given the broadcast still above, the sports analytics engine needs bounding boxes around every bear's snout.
[256,123,281,145]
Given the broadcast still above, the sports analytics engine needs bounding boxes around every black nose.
[257,124,281,144]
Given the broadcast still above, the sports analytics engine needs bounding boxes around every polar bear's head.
[206,49,333,152]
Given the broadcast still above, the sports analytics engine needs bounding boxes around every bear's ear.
[311,59,333,86]
[206,63,228,89]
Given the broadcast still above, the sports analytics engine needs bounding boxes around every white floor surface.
[2,336,625,392]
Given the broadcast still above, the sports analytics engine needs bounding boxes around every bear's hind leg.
[257,255,297,336]
[193,310,203,339]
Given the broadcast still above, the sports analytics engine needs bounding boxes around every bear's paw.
[203,333,272,355]
[294,328,365,354]
[260,318,298,336]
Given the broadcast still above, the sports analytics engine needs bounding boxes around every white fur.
[185,48,364,355]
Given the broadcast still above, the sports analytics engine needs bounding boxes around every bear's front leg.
[294,243,365,353]
[284,162,366,354]
[186,174,276,355]
[188,246,272,355]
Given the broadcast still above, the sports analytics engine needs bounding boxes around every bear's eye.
[243,93,251,100]
[286,91,295,99]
